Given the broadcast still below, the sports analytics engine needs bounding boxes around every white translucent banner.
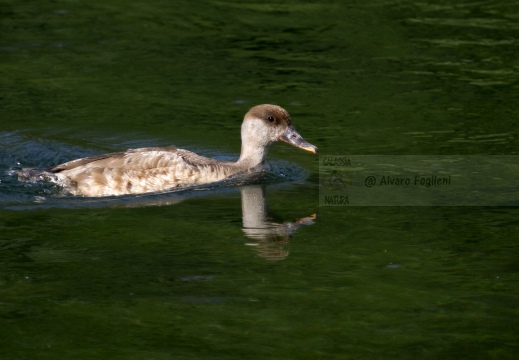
[319,156,519,206]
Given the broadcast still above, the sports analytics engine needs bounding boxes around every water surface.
[1,0,518,358]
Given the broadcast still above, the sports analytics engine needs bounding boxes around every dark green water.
[1,0,518,359]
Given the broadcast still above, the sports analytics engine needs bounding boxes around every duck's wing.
[48,146,180,173]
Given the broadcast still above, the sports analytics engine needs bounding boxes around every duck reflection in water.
[119,184,315,261]
[240,185,316,261]
[70,183,315,261]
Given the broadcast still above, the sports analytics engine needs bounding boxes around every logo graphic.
[322,170,349,192]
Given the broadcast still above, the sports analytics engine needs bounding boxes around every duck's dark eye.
[267,116,275,123]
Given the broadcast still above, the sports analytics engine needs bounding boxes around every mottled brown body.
[50,147,238,196]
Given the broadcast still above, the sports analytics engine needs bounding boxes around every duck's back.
[49,146,236,196]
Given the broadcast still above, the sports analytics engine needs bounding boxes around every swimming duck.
[45,104,317,197]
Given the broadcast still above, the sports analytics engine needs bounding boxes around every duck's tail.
[10,168,59,183]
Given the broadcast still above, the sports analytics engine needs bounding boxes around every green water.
[1,0,518,359]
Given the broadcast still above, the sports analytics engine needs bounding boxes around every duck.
[44,104,317,197]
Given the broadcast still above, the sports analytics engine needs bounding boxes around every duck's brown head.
[241,104,318,154]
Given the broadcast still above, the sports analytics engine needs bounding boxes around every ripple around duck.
[0,131,309,210]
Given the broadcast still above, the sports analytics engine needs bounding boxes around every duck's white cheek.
[267,127,283,144]
[275,127,287,139]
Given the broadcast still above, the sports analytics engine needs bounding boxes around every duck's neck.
[235,122,271,168]
[236,141,270,168]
